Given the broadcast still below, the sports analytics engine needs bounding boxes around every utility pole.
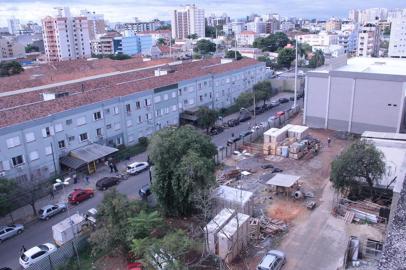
[294,38,298,108]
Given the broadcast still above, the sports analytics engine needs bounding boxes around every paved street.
[0,94,301,270]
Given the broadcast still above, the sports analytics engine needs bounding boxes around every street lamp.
[55,178,81,267]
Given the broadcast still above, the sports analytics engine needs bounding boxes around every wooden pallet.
[344,211,355,224]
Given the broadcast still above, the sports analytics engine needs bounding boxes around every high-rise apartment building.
[0,37,26,60]
[388,16,406,58]
[80,10,106,40]
[325,18,342,32]
[42,7,91,62]
[357,23,380,57]
[349,9,360,23]
[172,4,205,39]
[7,18,21,35]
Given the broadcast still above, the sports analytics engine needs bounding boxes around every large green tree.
[330,140,386,199]
[277,48,296,69]
[0,179,17,218]
[194,39,216,55]
[253,32,290,52]
[253,80,274,105]
[235,91,254,109]
[197,107,219,134]
[0,61,24,77]
[225,50,242,60]
[308,49,325,68]
[148,126,217,216]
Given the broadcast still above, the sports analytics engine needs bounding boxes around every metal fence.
[214,105,301,163]
[26,234,89,270]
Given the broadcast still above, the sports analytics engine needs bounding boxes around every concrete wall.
[270,78,303,92]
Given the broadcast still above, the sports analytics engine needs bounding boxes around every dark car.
[139,185,151,199]
[238,113,252,122]
[261,164,274,169]
[209,126,224,135]
[251,106,265,115]
[240,130,253,138]
[96,177,120,190]
[279,97,289,103]
[289,96,295,101]
[227,118,240,127]
[227,136,241,146]
[272,168,283,173]
[68,188,94,204]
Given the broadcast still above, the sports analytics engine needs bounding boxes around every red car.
[276,111,285,117]
[68,188,94,204]
[127,262,143,270]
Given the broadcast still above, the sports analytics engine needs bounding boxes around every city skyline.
[0,0,404,26]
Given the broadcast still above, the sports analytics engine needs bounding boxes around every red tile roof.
[239,31,257,35]
[0,58,261,129]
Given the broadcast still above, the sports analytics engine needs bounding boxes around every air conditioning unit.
[0,171,6,177]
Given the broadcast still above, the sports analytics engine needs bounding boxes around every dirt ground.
[224,113,385,270]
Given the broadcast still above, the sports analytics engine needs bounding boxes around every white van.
[126,161,149,175]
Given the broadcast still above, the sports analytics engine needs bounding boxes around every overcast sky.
[0,0,404,26]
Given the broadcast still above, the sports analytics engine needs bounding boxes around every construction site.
[208,114,388,270]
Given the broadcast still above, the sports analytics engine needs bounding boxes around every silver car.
[0,224,24,243]
[257,250,286,270]
[38,203,67,220]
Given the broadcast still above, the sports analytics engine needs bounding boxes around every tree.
[308,49,325,68]
[108,54,132,60]
[205,25,216,38]
[0,61,24,77]
[235,91,253,109]
[194,39,216,55]
[157,38,166,45]
[148,126,217,216]
[126,210,164,243]
[225,50,242,60]
[277,48,296,69]
[187,33,198,40]
[0,179,17,218]
[253,80,274,105]
[253,32,290,52]
[330,140,386,199]
[25,44,40,53]
[197,107,219,134]
[257,56,274,68]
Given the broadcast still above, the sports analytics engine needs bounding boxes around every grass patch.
[57,245,93,270]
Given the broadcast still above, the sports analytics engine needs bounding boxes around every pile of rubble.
[249,215,288,240]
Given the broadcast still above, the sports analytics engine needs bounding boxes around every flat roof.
[52,213,84,232]
[205,208,235,234]
[214,185,253,205]
[266,173,300,187]
[217,213,250,239]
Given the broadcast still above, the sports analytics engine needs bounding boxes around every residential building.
[312,44,345,58]
[389,16,406,58]
[42,7,91,62]
[138,30,171,45]
[113,31,153,56]
[172,4,205,39]
[206,13,230,27]
[304,57,406,134]
[236,31,258,47]
[7,18,21,35]
[297,32,338,47]
[280,21,295,32]
[265,18,280,34]
[80,10,106,40]
[348,9,360,23]
[337,23,358,54]
[325,18,342,32]
[0,37,26,60]
[90,32,121,55]
[230,47,264,59]
[356,23,380,57]
[387,8,406,22]
[359,8,388,24]
[223,21,245,36]
[246,17,266,34]
[123,20,160,33]
[0,58,265,181]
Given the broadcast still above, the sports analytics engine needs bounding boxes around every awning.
[266,173,300,188]
[59,156,86,169]
[70,143,118,163]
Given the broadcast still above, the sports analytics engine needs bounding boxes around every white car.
[126,162,149,175]
[257,250,286,270]
[19,243,57,268]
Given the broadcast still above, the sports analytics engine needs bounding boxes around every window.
[54,123,63,132]
[114,106,119,115]
[114,123,121,130]
[163,94,169,100]
[80,133,88,142]
[93,111,102,120]
[58,140,65,149]
[25,132,35,143]
[138,115,142,123]
[184,99,188,105]
[42,126,53,137]
[68,136,75,142]
[189,98,195,105]
[96,128,102,137]
[6,136,21,148]
[29,151,39,161]
[126,104,131,113]
[172,91,177,98]
[145,98,151,106]
[11,155,24,167]
[127,119,132,127]
[154,96,161,103]
[146,113,152,120]
[136,101,141,109]
[200,95,203,102]
[45,146,53,155]
[178,89,182,96]
[106,124,112,129]
[76,116,86,126]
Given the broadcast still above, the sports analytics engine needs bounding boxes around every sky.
[0,0,404,27]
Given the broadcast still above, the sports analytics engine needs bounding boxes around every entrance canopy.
[266,173,300,188]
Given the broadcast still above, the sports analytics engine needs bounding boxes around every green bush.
[113,143,147,161]
[138,137,148,147]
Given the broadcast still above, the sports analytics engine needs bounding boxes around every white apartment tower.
[389,16,406,58]
[80,10,106,40]
[7,18,21,35]
[357,23,380,57]
[172,4,205,40]
[42,7,91,62]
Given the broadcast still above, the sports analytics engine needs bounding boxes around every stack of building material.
[259,215,288,235]
[204,208,236,254]
[249,218,260,240]
[289,142,305,159]
[218,213,250,263]
[288,125,310,140]
[213,185,254,216]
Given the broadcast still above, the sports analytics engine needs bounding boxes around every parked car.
[227,136,241,146]
[279,97,289,103]
[127,262,144,270]
[275,111,285,117]
[289,96,295,101]
[257,250,286,270]
[270,100,280,107]
[68,188,94,205]
[272,168,283,173]
[240,130,253,138]
[96,177,120,190]
[19,243,57,269]
[261,164,274,169]
[0,224,24,243]
[238,112,252,122]
[227,118,240,127]
[38,203,67,220]
[251,106,265,115]
[127,162,149,175]
[139,184,151,199]
[209,126,224,135]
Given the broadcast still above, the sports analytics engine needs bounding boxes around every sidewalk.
[0,153,147,225]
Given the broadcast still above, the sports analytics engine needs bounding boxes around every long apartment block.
[0,58,266,182]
